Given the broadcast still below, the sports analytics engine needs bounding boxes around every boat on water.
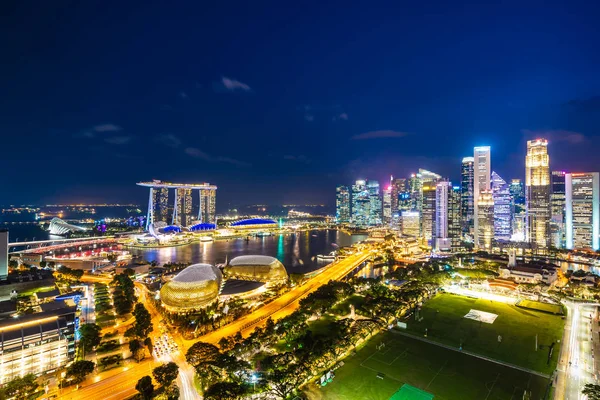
[256,232,273,237]
[317,251,337,262]
[200,236,214,242]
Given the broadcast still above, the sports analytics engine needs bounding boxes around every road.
[555,301,599,400]
[57,359,159,400]
[195,249,371,346]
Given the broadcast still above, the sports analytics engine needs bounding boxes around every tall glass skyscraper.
[367,180,382,226]
[335,185,351,223]
[491,171,513,240]
[435,181,461,250]
[351,180,370,227]
[565,172,600,250]
[550,171,566,248]
[422,184,437,242]
[476,190,494,250]
[525,139,551,248]
[390,177,406,215]
[461,157,474,236]
[382,185,392,224]
[473,146,491,246]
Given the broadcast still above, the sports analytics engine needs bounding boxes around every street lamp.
[251,374,258,392]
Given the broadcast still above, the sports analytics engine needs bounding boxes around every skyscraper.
[473,146,491,246]
[510,179,525,205]
[491,171,513,241]
[390,177,406,215]
[408,173,422,211]
[382,185,392,224]
[351,180,370,226]
[550,171,566,248]
[510,179,526,241]
[461,157,474,236]
[525,139,551,248]
[449,186,462,250]
[435,181,451,249]
[158,187,170,222]
[335,185,351,223]
[367,180,382,226]
[199,189,217,224]
[0,229,7,280]
[401,211,420,237]
[422,184,437,242]
[174,188,194,226]
[476,190,494,250]
[565,172,600,250]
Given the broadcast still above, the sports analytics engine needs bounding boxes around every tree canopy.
[153,362,179,387]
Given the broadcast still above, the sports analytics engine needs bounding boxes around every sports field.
[405,293,564,374]
[307,331,550,400]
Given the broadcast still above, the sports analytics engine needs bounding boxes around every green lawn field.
[404,293,564,374]
[307,331,550,400]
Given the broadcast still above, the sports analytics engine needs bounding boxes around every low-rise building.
[0,304,77,383]
[498,262,558,285]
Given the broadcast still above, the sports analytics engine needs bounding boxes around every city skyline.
[2,2,600,206]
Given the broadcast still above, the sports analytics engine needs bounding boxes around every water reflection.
[130,229,367,274]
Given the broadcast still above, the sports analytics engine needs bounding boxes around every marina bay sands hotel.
[137,180,217,229]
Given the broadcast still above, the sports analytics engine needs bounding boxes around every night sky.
[2,1,600,208]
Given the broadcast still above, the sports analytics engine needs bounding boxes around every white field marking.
[484,373,501,400]
[426,359,448,389]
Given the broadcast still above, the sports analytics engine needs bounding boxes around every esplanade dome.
[160,263,223,313]
[224,255,288,285]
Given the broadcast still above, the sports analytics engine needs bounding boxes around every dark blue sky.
[2,1,600,208]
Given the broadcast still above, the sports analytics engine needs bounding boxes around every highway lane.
[196,249,372,346]
[556,301,599,400]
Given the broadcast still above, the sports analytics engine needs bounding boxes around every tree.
[583,384,600,400]
[78,323,102,355]
[185,341,221,367]
[39,260,47,269]
[144,336,153,354]
[152,362,179,387]
[135,376,154,400]
[204,382,246,400]
[267,366,305,400]
[0,374,39,400]
[66,360,95,383]
[132,303,153,338]
[129,339,145,362]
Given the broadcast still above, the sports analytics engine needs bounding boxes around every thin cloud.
[565,96,600,112]
[179,91,188,99]
[155,134,182,148]
[283,155,311,164]
[104,136,132,145]
[338,113,348,120]
[93,124,122,132]
[185,147,251,167]
[351,130,410,140]
[304,114,315,122]
[521,129,587,144]
[184,147,212,160]
[221,77,251,91]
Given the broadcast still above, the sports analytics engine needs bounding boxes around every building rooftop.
[34,288,61,300]
[172,263,222,283]
[229,255,279,266]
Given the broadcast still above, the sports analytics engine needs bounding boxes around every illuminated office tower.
[401,211,420,237]
[383,185,392,224]
[473,146,491,246]
[565,172,599,250]
[491,171,513,241]
[461,157,474,235]
[550,171,566,248]
[435,181,450,250]
[510,179,525,204]
[0,229,7,280]
[367,180,382,226]
[525,139,551,248]
[422,184,437,242]
[335,185,351,223]
[158,188,169,222]
[476,190,494,250]
[390,177,406,214]
[351,180,370,227]
[199,189,217,224]
[449,186,462,250]
[408,173,422,211]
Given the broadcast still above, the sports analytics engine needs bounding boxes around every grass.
[331,294,366,316]
[17,285,56,297]
[516,300,563,315]
[307,314,338,337]
[308,331,550,400]
[404,293,564,374]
